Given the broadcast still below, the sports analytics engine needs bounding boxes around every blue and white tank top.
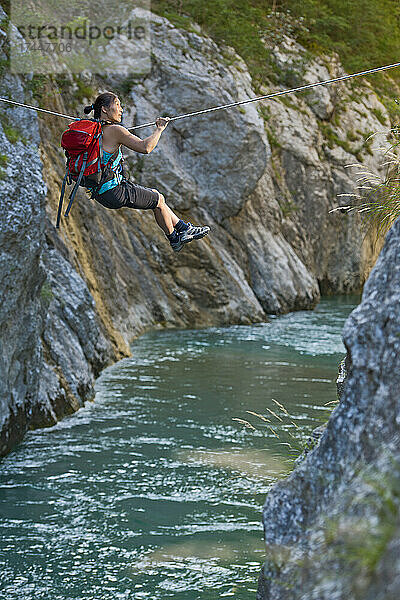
[87,146,123,195]
[99,147,123,194]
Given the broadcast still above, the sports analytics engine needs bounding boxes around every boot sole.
[171,243,184,252]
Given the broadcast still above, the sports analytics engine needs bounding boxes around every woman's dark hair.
[84,91,118,120]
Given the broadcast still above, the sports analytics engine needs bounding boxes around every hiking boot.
[179,223,210,245]
[170,237,184,252]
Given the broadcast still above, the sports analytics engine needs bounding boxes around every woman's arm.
[111,117,170,154]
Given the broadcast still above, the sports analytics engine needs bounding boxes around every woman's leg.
[152,190,180,235]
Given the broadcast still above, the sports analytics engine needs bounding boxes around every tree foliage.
[280,0,400,73]
[152,0,400,90]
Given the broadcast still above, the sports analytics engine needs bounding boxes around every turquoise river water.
[0,296,358,600]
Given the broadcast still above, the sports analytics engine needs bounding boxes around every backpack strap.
[56,164,70,229]
[64,151,88,218]
[98,126,104,167]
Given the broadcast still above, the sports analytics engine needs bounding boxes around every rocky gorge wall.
[257,215,400,600]
[0,7,393,455]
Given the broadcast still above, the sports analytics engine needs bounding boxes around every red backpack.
[56,119,103,228]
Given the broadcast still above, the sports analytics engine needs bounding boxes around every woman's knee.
[152,189,165,208]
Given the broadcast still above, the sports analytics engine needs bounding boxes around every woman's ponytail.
[84,103,94,114]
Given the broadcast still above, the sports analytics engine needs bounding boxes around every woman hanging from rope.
[82,92,210,252]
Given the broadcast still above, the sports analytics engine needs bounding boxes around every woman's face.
[102,97,123,123]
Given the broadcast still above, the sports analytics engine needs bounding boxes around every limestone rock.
[336,356,347,400]
[0,20,46,453]
[0,7,115,453]
[257,216,400,599]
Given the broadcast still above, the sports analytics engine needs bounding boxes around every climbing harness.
[0,61,400,130]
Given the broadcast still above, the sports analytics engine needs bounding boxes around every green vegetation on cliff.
[152,0,400,91]
[280,0,399,72]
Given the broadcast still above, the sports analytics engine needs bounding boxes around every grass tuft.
[233,397,328,465]
[331,128,400,238]
[0,114,27,145]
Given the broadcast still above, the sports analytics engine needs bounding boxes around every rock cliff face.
[0,58,46,455]
[0,11,115,454]
[0,8,392,454]
[257,216,400,600]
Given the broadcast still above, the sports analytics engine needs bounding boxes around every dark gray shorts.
[94,180,159,210]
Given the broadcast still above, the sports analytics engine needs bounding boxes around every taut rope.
[1,61,399,129]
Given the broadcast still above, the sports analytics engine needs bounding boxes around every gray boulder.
[257,216,400,599]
